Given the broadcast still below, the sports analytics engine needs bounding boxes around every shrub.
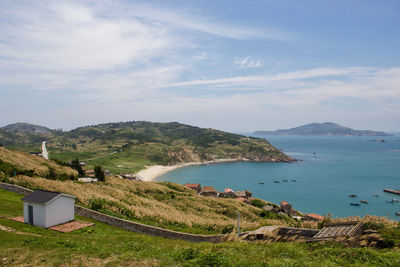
[193,251,230,267]
[89,198,107,211]
[250,199,265,209]
[94,165,105,182]
[221,224,234,234]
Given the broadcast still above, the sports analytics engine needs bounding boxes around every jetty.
[383,189,400,195]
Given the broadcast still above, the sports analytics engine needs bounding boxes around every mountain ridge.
[253,122,390,136]
[0,121,294,174]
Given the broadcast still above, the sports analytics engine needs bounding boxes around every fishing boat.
[387,199,394,203]
[350,203,360,206]
[396,212,400,216]
[291,179,297,182]
[349,194,357,198]
[392,198,399,202]
[259,182,264,185]
[274,180,280,183]
[360,200,368,204]
[283,179,288,182]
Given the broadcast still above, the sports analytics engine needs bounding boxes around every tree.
[70,158,85,177]
[94,165,105,182]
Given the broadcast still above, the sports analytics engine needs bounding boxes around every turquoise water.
[157,136,400,219]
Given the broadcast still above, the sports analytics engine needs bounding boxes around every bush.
[221,225,234,234]
[69,158,85,177]
[89,198,106,211]
[250,199,265,209]
[193,251,230,267]
[94,165,105,182]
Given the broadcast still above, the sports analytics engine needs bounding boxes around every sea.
[156,135,400,220]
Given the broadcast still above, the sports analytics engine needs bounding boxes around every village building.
[223,188,236,198]
[304,213,324,221]
[185,183,201,193]
[22,190,76,228]
[280,201,295,216]
[235,190,252,199]
[200,186,217,197]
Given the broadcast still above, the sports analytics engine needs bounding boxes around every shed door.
[28,205,33,225]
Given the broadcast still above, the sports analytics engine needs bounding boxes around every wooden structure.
[384,189,400,195]
[185,183,201,193]
[200,186,217,197]
[311,221,363,241]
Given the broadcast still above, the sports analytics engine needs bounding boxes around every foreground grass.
[1,189,400,266]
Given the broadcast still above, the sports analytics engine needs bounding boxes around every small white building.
[22,190,76,228]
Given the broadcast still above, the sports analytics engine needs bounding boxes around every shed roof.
[202,186,216,192]
[22,190,76,205]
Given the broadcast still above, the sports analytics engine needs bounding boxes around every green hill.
[3,122,52,134]
[2,121,294,174]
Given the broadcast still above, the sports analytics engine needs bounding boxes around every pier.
[383,189,400,195]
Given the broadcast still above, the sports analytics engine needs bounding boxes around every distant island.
[252,122,390,136]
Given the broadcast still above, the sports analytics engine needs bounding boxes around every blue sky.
[0,0,399,132]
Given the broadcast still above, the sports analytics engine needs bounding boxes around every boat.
[349,194,357,198]
[283,179,288,182]
[396,212,400,216]
[291,179,296,182]
[274,181,280,183]
[392,198,399,202]
[350,203,360,206]
[373,194,379,197]
[360,200,368,204]
[387,199,394,203]
[259,182,264,185]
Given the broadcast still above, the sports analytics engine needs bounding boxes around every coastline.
[136,158,242,182]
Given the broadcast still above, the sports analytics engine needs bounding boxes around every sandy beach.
[136,159,241,182]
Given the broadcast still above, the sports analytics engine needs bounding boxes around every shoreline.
[136,158,243,182]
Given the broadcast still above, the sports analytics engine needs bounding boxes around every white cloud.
[234,57,263,68]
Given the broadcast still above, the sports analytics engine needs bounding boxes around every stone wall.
[0,182,33,195]
[75,205,225,243]
[0,182,225,243]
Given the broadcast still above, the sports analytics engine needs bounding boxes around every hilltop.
[1,121,294,174]
[253,122,390,136]
[3,122,52,134]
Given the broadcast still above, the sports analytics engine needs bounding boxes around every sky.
[0,0,399,132]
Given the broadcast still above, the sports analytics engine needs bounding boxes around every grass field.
[1,189,400,267]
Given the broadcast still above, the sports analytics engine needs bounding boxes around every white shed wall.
[45,196,75,227]
[23,202,46,227]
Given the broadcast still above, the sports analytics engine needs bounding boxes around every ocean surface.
[157,135,400,220]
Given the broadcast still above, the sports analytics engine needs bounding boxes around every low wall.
[278,227,320,238]
[0,182,225,243]
[0,182,33,195]
[75,206,225,243]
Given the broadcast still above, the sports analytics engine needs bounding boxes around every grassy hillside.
[1,121,294,174]
[1,189,400,267]
[0,147,77,179]
[0,146,294,234]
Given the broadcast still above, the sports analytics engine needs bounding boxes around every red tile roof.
[224,188,234,193]
[202,186,216,192]
[185,183,200,188]
[280,201,289,206]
